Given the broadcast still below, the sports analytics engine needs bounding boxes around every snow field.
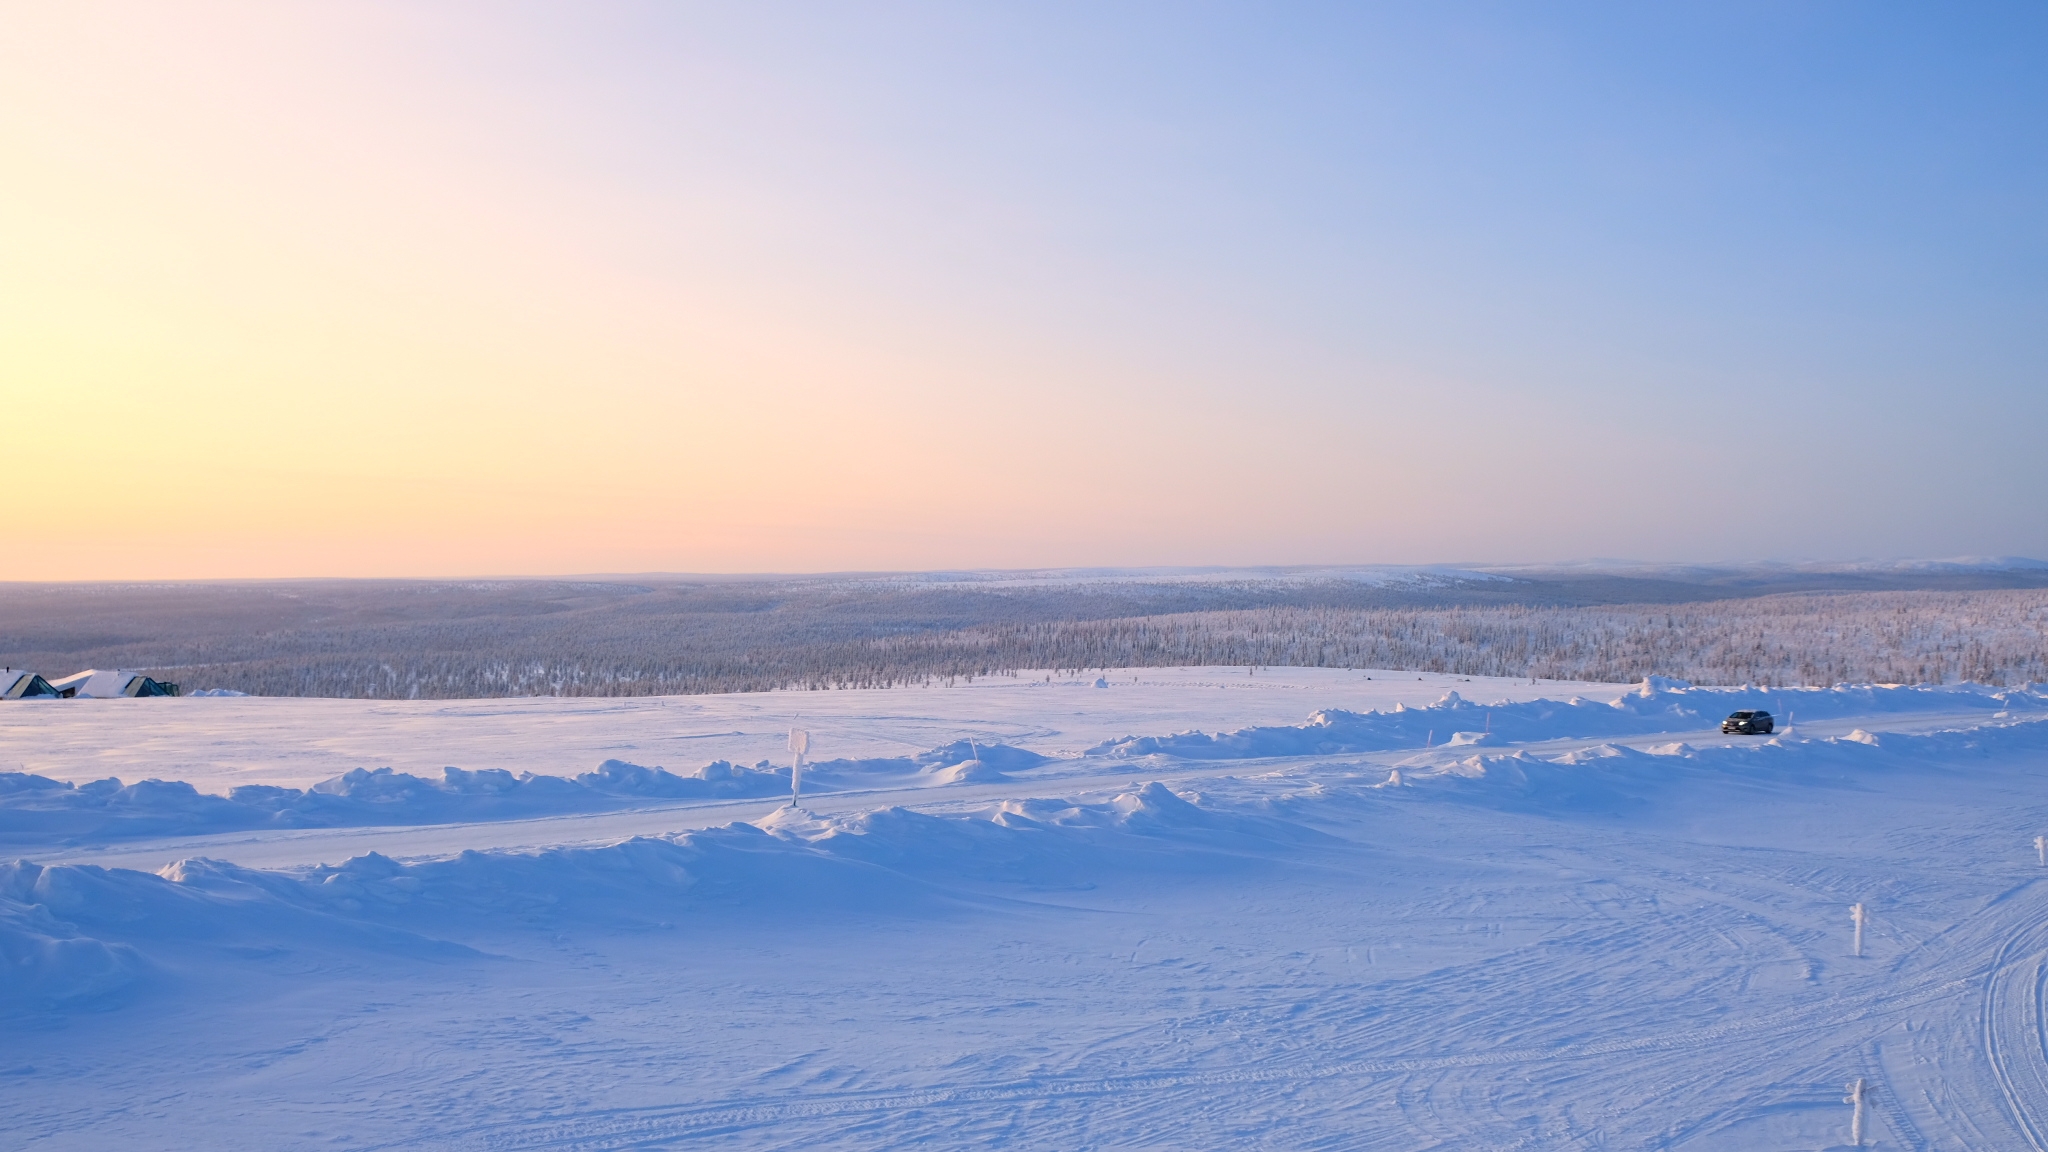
[5,674,2048,1148]
[0,667,1625,793]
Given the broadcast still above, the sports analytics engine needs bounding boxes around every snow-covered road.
[33,704,2039,874]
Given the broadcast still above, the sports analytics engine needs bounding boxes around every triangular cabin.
[0,669,63,699]
[45,669,182,698]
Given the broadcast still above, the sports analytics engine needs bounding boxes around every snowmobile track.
[1983,908,2048,1151]
[359,975,1979,1151]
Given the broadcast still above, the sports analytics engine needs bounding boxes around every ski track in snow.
[6,670,2048,1149]
[1985,893,2048,1151]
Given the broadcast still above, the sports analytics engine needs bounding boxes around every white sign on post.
[788,728,810,808]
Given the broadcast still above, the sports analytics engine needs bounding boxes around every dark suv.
[1722,710,1774,735]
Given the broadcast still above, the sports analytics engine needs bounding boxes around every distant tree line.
[887,590,2048,689]
[3,582,2036,697]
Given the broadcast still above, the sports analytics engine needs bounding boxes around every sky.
[3,2,2044,579]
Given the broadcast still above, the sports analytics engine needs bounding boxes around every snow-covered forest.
[3,575,2042,697]
[919,590,2048,688]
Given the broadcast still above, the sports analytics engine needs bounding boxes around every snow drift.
[0,776,1324,1017]
[10,708,2048,1021]
[1088,680,2039,761]
[0,739,1052,848]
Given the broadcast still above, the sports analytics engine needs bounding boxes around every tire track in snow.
[355,975,1978,1151]
[1704,880,2048,1152]
[1983,903,2048,1151]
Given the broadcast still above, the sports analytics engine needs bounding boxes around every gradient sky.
[4,3,2044,578]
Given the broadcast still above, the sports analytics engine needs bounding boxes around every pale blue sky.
[6,3,2043,575]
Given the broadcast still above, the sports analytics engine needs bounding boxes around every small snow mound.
[752,805,833,839]
[1444,730,1491,746]
[311,767,443,803]
[1435,690,1467,707]
[1111,781,1203,824]
[1646,742,1695,757]
[1631,675,1694,698]
[437,767,521,795]
[907,740,1051,775]
[1558,744,1628,764]
[1445,756,1489,778]
[186,688,248,697]
[1843,729,1881,746]
[928,759,1010,784]
[0,908,142,1013]
[1377,769,1404,787]
[577,758,779,797]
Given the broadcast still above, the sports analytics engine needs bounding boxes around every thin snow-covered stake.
[1851,902,1867,958]
[1844,1077,1866,1146]
[2035,834,2045,866]
[788,728,809,809]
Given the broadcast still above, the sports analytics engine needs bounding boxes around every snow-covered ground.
[0,667,1607,794]
[6,669,2048,1149]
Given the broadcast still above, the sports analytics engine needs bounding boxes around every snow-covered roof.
[46,669,178,698]
[0,669,59,699]
[46,670,105,696]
